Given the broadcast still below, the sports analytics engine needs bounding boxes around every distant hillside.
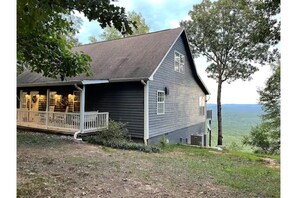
[207,104,263,151]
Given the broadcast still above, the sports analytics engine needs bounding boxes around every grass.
[17,131,280,198]
[161,144,280,197]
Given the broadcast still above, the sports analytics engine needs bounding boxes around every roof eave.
[109,77,149,83]
[182,31,210,95]
[17,80,84,88]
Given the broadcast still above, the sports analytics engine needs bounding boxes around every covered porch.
[17,84,109,135]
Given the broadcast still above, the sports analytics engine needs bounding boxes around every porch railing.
[17,109,109,133]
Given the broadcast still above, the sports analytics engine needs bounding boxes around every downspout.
[73,83,84,140]
[142,80,149,145]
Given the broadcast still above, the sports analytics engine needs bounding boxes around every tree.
[89,11,149,42]
[243,62,280,154]
[17,0,136,80]
[180,0,279,146]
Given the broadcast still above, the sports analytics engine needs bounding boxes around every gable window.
[199,96,205,116]
[174,51,185,73]
[157,91,165,114]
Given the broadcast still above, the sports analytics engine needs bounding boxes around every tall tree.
[243,61,280,154]
[89,11,149,42]
[180,0,279,145]
[17,0,136,80]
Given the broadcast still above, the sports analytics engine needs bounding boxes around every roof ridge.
[75,27,183,48]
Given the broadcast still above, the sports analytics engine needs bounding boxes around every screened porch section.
[17,89,109,133]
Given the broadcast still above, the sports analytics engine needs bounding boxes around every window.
[157,91,165,114]
[174,51,185,73]
[199,96,205,116]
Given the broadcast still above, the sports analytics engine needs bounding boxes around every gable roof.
[17,28,209,94]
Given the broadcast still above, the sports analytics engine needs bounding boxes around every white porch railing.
[17,109,109,133]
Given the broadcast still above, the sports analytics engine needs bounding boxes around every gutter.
[142,80,149,145]
[109,77,149,83]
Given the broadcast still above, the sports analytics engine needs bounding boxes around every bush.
[84,119,160,153]
[159,135,169,148]
[95,119,128,141]
[85,138,160,153]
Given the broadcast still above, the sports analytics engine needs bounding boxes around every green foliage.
[89,11,150,42]
[95,119,128,141]
[243,123,279,154]
[84,120,160,153]
[158,135,169,148]
[17,0,136,80]
[243,62,280,154]
[259,62,280,128]
[85,138,160,153]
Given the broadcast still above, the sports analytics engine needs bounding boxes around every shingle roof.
[17,27,209,94]
[18,28,183,82]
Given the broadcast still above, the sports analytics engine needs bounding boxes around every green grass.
[162,144,280,198]
[17,131,73,148]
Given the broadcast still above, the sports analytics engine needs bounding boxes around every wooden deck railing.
[17,109,109,133]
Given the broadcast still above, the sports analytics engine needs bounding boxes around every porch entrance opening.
[17,88,108,134]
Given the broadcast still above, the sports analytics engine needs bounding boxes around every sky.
[75,0,274,104]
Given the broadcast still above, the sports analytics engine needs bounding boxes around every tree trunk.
[217,80,223,146]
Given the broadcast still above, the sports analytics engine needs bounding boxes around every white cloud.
[112,0,135,11]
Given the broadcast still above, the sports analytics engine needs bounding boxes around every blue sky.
[74,0,273,104]
[76,0,197,44]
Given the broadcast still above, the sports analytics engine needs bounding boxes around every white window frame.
[157,90,165,115]
[174,50,185,73]
[199,96,205,116]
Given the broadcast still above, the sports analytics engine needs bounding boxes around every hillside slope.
[207,104,263,151]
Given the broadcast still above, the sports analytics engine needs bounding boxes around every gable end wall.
[149,36,206,139]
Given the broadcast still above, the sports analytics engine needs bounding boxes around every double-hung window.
[157,91,165,114]
[199,96,205,116]
[174,51,185,73]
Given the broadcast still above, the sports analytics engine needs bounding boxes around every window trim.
[157,90,165,115]
[174,50,185,74]
[199,96,206,116]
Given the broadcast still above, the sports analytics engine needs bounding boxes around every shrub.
[84,120,160,153]
[95,119,128,141]
[85,138,160,153]
[159,135,168,148]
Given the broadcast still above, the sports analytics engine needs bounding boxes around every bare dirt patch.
[261,158,280,169]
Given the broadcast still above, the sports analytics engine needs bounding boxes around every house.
[17,27,211,145]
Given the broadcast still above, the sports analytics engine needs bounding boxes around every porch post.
[80,85,85,132]
[45,89,50,129]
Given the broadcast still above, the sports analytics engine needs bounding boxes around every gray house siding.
[148,35,206,141]
[148,123,206,144]
[85,82,144,139]
[17,83,145,139]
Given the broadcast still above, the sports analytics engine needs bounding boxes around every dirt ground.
[17,133,263,198]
